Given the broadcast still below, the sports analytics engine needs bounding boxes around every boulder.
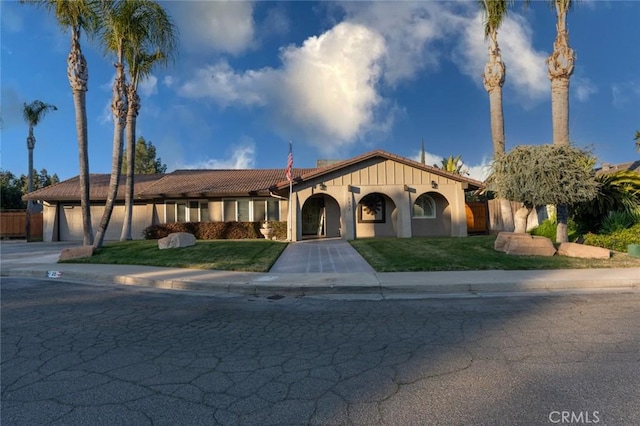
[158,232,196,250]
[495,232,557,257]
[494,232,533,252]
[59,246,94,261]
[557,242,610,259]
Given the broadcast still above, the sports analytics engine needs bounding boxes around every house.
[23,150,484,242]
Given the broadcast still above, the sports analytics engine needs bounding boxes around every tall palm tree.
[479,0,514,232]
[22,100,57,241]
[27,0,98,246]
[120,1,177,241]
[547,0,576,242]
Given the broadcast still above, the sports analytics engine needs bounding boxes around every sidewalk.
[2,242,639,299]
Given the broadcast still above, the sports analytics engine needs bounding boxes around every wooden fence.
[0,211,43,239]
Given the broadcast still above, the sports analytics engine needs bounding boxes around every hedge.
[142,221,289,240]
[583,223,640,252]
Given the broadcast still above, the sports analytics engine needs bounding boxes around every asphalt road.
[2,278,639,425]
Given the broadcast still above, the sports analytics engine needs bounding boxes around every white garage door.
[59,204,149,241]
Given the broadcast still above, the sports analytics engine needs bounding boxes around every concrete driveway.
[269,238,375,273]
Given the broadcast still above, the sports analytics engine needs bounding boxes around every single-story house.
[23,150,484,242]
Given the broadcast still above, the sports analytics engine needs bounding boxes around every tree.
[546,0,576,242]
[487,144,599,237]
[28,0,99,246]
[635,130,640,152]
[22,100,57,240]
[439,155,469,176]
[121,136,167,174]
[572,170,640,233]
[19,169,60,194]
[1,171,26,210]
[479,0,515,232]
[120,0,177,241]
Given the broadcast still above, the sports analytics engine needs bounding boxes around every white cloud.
[573,77,597,102]
[138,75,158,97]
[167,1,255,55]
[612,80,640,109]
[180,60,271,107]
[179,22,387,154]
[411,149,490,182]
[162,76,174,88]
[454,12,549,105]
[180,142,256,170]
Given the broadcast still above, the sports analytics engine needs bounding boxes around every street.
[2,278,639,425]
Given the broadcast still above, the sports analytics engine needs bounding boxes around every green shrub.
[529,215,580,242]
[142,221,289,240]
[599,210,637,234]
[583,223,640,252]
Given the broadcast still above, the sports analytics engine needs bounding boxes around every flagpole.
[286,141,293,242]
[288,176,293,241]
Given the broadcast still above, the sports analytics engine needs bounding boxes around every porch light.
[431,181,438,189]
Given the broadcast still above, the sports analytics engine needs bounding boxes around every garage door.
[59,204,149,241]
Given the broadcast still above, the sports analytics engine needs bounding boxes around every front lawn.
[61,240,287,272]
[349,235,640,272]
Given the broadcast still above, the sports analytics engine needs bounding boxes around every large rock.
[59,246,94,261]
[557,242,610,259]
[494,232,534,252]
[505,235,556,257]
[158,232,196,250]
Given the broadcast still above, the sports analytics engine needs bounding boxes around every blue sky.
[2,1,639,182]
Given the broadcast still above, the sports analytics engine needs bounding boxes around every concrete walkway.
[270,239,375,273]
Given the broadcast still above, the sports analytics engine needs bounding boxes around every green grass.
[350,235,640,272]
[61,240,288,272]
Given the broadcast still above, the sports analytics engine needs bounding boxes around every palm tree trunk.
[547,0,575,243]
[484,30,514,231]
[68,25,93,246]
[120,87,139,241]
[94,63,127,249]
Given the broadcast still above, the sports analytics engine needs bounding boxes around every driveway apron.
[269,238,375,273]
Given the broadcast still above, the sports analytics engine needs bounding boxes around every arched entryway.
[411,191,451,237]
[355,192,397,238]
[300,194,341,239]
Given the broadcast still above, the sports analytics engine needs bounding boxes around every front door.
[302,198,325,236]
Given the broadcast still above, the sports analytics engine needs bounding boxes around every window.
[165,201,209,223]
[358,194,385,223]
[413,194,436,218]
[223,199,281,222]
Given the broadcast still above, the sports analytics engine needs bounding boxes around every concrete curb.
[3,265,639,298]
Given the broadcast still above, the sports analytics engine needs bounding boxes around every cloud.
[179,142,256,170]
[454,11,549,105]
[167,1,255,55]
[138,75,158,97]
[162,76,174,88]
[612,80,640,109]
[412,149,490,182]
[179,22,387,154]
[261,4,290,37]
[573,77,597,102]
[0,2,24,33]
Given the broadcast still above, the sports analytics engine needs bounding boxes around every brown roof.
[137,168,316,198]
[596,160,640,175]
[23,150,484,202]
[22,174,164,202]
[271,150,484,190]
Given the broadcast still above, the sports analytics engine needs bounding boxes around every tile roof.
[596,160,640,175]
[137,168,316,197]
[22,174,163,202]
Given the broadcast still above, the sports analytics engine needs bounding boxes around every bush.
[599,210,639,234]
[583,223,640,252]
[142,221,289,240]
[529,216,580,242]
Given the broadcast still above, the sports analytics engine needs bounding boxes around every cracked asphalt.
[2,278,639,425]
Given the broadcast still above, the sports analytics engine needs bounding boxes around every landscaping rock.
[494,232,534,252]
[158,232,196,250]
[505,235,556,257]
[60,246,94,261]
[557,242,610,259]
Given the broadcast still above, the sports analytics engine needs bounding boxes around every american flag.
[285,142,293,182]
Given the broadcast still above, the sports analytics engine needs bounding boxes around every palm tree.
[22,100,57,241]
[27,0,98,246]
[547,0,576,242]
[479,0,514,232]
[120,1,177,241]
[635,130,639,152]
[440,155,469,176]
